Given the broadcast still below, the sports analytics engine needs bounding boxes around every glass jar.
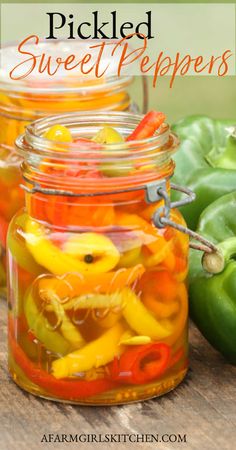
[8,112,188,405]
[0,42,134,292]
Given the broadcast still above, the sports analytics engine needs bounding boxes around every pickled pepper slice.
[38,264,145,299]
[0,214,8,249]
[111,343,170,384]
[121,288,172,340]
[126,111,166,141]
[25,219,120,274]
[51,322,125,379]
[9,318,116,399]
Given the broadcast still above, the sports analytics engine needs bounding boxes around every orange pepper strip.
[163,283,188,346]
[167,212,188,263]
[143,296,179,318]
[174,256,189,283]
[138,270,188,345]
[115,212,168,255]
[38,264,145,301]
[138,270,178,303]
[0,214,8,249]
[139,207,189,278]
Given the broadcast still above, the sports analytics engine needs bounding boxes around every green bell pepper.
[189,191,236,364]
[172,116,236,230]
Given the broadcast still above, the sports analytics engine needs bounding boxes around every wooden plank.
[0,300,235,450]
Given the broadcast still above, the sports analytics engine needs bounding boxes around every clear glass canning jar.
[8,112,188,405]
[0,42,134,292]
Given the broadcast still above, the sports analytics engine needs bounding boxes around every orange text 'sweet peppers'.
[8,111,188,404]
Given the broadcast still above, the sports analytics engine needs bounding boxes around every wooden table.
[1,299,235,450]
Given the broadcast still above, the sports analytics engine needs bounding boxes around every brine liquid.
[8,194,188,404]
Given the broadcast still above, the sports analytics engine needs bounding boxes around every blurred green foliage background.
[1,1,235,122]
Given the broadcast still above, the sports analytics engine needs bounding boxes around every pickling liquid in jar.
[0,41,133,292]
[8,112,188,405]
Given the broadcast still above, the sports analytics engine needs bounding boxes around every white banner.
[1,3,235,87]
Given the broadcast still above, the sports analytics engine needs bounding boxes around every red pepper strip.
[68,138,102,174]
[9,319,116,400]
[0,214,8,249]
[126,111,166,141]
[110,343,170,385]
[46,195,70,227]
[72,138,102,151]
[31,137,103,225]
[29,193,47,223]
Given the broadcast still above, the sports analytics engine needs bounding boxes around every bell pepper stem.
[202,237,236,274]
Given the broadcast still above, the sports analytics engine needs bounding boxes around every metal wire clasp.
[21,177,216,254]
[146,182,217,254]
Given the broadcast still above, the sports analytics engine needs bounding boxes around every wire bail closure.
[21,177,217,255]
[146,181,218,254]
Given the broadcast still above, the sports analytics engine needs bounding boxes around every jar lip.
[16,111,178,162]
[0,42,133,94]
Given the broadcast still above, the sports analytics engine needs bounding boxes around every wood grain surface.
[0,299,235,450]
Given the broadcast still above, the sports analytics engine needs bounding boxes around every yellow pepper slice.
[63,233,120,272]
[143,239,173,268]
[25,219,120,274]
[143,283,188,345]
[117,236,142,268]
[49,292,85,349]
[120,336,152,345]
[121,286,187,345]
[51,322,125,379]
[45,291,123,311]
[122,288,172,339]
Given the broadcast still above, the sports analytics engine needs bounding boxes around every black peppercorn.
[84,254,94,264]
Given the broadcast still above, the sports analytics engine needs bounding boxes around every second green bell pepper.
[172,116,236,230]
[189,191,236,364]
